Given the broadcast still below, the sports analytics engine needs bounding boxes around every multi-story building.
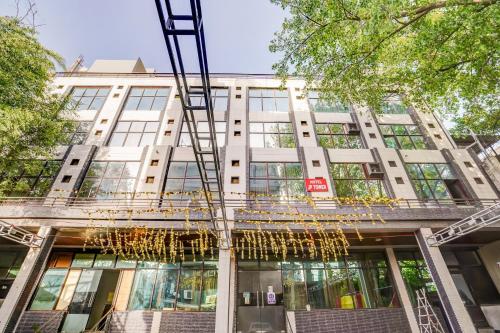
[0,59,499,333]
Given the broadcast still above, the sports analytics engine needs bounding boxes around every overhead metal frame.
[154,0,230,249]
[0,220,43,248]
[427,202,500,246]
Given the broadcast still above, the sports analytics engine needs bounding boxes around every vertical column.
[0,226,56,333]
[415,228,476,333]
[215,247,232,333]
[385,248,419,333]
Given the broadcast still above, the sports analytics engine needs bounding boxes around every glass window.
[124,87,170,111]
[249,122,296,148]
[315,123,363,149]
[282,268,307,310]
[248,88,289,112]
[396,251,437,306]
[308,91,349,113]
[405,163,456,200]
[71,253,95,268]
[1,160,62,197]
[179,121,226,148]
[188,87,229,112]
[176,269,202,311]
[306,269,330,308]
[64,121,93,145]
[77,161,140,199]
[128,269,157,310]
[249,162,305,197]
[380,101,408,114]
[69,87,110,111]
[152,269,179,310]
[379,124,426,149]
[30,269,68,310]
[330,163,386,197]
[109,121,159,147]
[201,270,218,311]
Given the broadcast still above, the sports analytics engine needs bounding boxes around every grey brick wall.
[15,311,65,333]
[109,311,154,333]
[294,308,411,333]
[160,312,216,333]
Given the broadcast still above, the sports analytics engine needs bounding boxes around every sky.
[0,0,288,73]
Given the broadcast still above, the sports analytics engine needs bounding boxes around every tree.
[0,16,73,196]
[270,0,499,134]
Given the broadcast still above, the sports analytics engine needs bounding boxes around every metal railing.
[0,196,497,210]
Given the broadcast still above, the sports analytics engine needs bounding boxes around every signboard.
[305,178,328,192]
[267,291,276,305]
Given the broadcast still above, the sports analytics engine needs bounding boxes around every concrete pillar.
[0,226,56,333]
[385,248,419,333]
[215,248,232,333]
[415,228,476,333]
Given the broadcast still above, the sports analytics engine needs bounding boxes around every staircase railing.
[85,307,114,332]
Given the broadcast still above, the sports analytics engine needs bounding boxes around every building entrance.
[61,269,120,332]
[237,261,286,333]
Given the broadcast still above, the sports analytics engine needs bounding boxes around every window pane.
[249,134,264,148]
[262,98,275,112]
[421,164,440,179]
[138,97,154,110]
[384,137,397,149]
[249,179,267,194]
[411,136,426,149]
[398,136,414,149]
[168,162,186,178]
[334,180,352,197]
[124,133,142,147]
[30,269,68,310]
[87,162,107,177]
[275,98,289,112]
[93,254,116,268]
[109,133,126,146]
[325,268,352,308]
[115,122,131,132]
[128,270,156,310]
[71,253,95,268]
[201,270,218,311]
[130,122,146,132]
[176,269,202,311]
[151,97,167,111]
[306,269,329,308]
[123,162,140,178]
[282,269,307,310]
[286,163,303,178]
[152,269,178,310]
[140,133,156,146]
[250,163,266,177]
[249,98,261,112]
[268,163,285,178]
[105,162,125,178]
[264,133,280,148]
[124,97,140,110]
[280,134,296,148]
[436,164,455,179]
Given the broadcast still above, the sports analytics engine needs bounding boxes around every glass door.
[61,269,102,332]
[237,262,285,333]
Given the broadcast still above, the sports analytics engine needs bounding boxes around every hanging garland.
[79,190,400,263]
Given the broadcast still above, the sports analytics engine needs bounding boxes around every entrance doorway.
[61,270,120,332]
[237,261,285,333]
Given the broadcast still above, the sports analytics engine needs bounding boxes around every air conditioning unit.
[343,122,360,134]
[364,163,384,179]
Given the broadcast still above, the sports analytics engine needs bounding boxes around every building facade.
[0,59,499,333]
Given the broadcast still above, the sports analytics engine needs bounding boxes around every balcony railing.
[0,195,497,210]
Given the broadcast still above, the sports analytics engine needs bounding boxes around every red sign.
[305,178,328,192]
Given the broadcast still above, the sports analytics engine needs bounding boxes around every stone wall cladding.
[109,311,154,333]
[294,308,411,333]
[15,311,65,333]
[160,311,216,333]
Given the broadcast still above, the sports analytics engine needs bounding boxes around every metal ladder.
[427,202,500,246]
[154,0,230,249]
[0,220,44,248]
[416,289,445,333]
